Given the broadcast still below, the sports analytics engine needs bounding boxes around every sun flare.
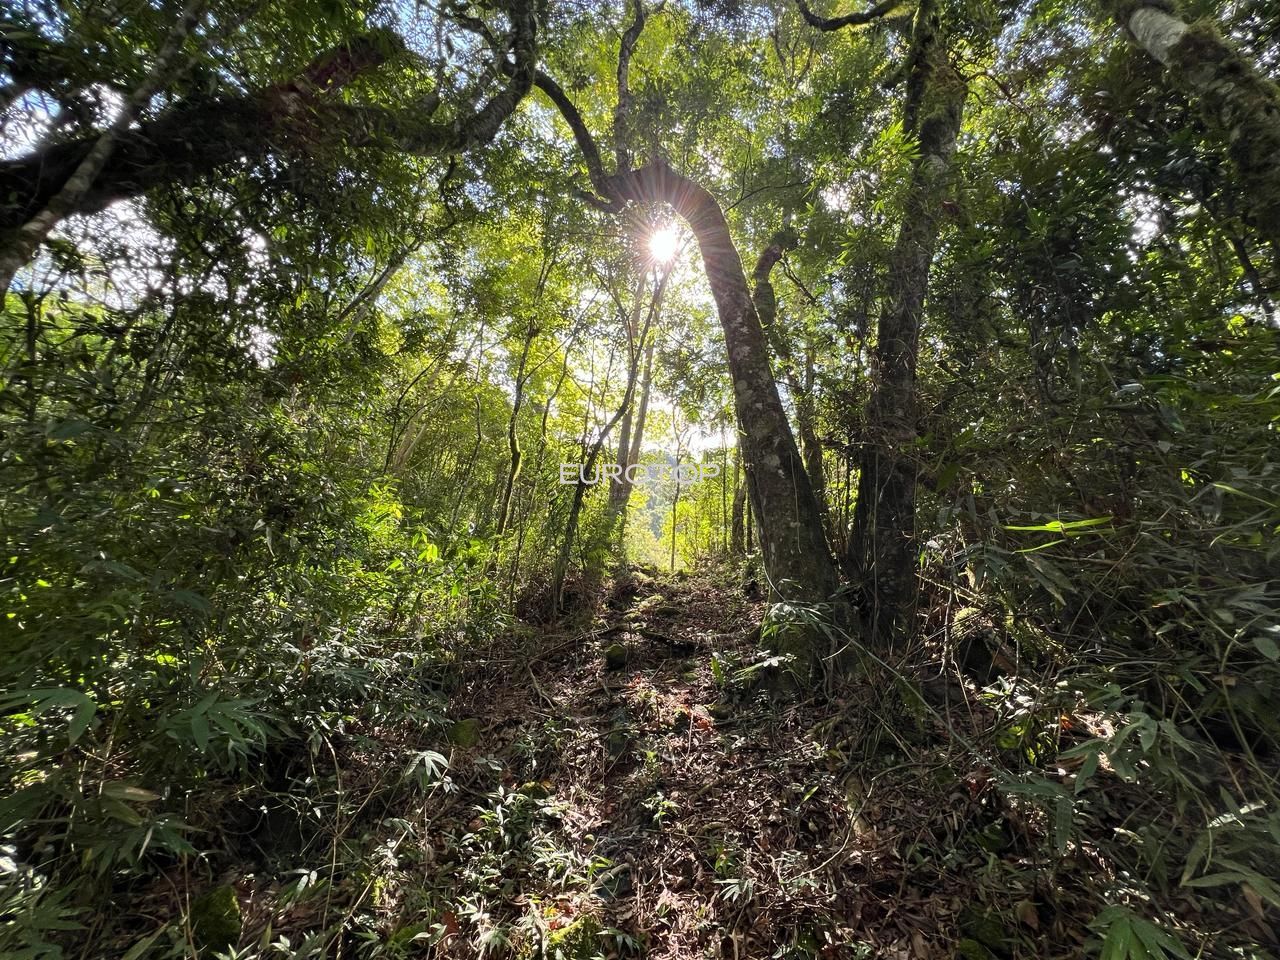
[648,224,680,265]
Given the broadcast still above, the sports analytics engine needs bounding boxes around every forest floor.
[187,566,1270,960]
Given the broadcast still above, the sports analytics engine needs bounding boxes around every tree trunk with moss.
[849,3,965,645]
[1106,0,1280,261]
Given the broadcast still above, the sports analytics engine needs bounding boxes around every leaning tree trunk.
[609,163,838,607]
[551,305,653,609]
[605,331,655,551]
[1105,0,1280,262]
[752,230,831,536]
[608,274,650,477]
[849,8,965,645]
[797,347,827,522]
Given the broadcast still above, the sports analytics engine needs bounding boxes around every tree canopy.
[1,0,1278,957]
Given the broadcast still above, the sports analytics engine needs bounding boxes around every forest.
[1,0,1278,956]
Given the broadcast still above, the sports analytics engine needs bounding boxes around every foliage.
[2,0,1279,955]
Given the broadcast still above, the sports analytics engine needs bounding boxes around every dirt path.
[419,568,1091,960]
[91,569,1274,958]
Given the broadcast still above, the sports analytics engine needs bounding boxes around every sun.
[648,224,680,265]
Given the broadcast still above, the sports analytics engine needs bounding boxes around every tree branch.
[0,0,537,234]
[530,70,625,212]
[615,0,659,172]
[793,0,901,32]
[0,0,209,295]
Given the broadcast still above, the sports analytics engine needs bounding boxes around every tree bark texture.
[849,6,965,644]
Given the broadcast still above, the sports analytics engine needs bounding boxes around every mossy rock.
[606,726,631,759]
[956,938,997,960]
[973,821,1013,854]
[520,914,604,959]
[547,914,603,958]
[593,864,632,900]
[603,642,629,671]
[189,885,241,953]
[447,718,482,747]
[959,907,1007,952]
[707,701,734,720]
[518,780,553,800]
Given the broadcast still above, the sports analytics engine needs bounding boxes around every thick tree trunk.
[849,10,964,644]
[1106,0,1280,259]
[609,163,838,605]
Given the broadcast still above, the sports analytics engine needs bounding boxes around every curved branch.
[614,0,653,171]
[794,0,901,32]
[0,0,537,233]
[751,228,798,331]
[607,161,836,603]
[530,70,624,211]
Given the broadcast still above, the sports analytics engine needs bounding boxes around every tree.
[526,15,840,609]
[0,0,539,291]
[842,0,967,643]
[1104,0,1280,262]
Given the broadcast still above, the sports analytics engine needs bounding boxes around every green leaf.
[1075,751,1099,795]
[1100,913,1133,960]
[48,419,93,440]
[190,712,210,751]
[68,695,97,744]
[1004,516,1113,534]
[1254,634,1279,661]
[169,589,211,614]
[1132,917,1190,959]
[101,782,162,803]
[1053,794,1072,853]
[0,688,97,744]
